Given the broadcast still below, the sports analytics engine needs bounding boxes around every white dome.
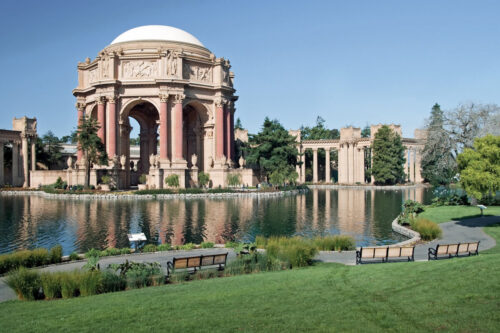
[111,25,204,47]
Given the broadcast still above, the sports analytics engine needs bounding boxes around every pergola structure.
[71,25,253,188]
[296,125,426,184]
[0,117,37,187]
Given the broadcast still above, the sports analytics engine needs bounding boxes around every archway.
[182,102,209,171]
[120,100,159,186]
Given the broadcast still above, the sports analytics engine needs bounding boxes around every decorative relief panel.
[88,68,98,84]
[166,50,178,76]
[122,60,158,79]
[183,62,213,83]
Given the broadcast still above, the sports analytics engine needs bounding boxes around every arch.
[182,101,210,171]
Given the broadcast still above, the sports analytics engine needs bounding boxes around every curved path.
[1,215,498,302]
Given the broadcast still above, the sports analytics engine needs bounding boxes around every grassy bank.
[1,224,499,332]
[419,205,500,223]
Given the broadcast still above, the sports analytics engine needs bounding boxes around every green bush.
[134,189,174,195]
[411,218,442,241]
[165,174,179,188]
[31,248,49,266]
[120,248,131,255]
[198,172,210,188]
[79,271,102,297]
[179,188,204,194]
[69,252,80,261]
[181,243,195,250]
[142,244,157,253]
[139,174,147,185]
[100,270,126,293]
[101,248,122,257]
[60,271,80,299]
[208,188,234,194]
[100,175,112,185]
[157,243,172,251]
[225,252,286,276]
[201,242,214,248]
[85,248,101,259]
[255,236,267,248]
[169,271,190,283]
[49,245,63,264]
[227,173,241,187]
[41,272,62,299]
[6,268,42,301]
[313,235,356,251]
[264,237,318,268]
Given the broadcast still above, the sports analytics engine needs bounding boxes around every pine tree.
[421,103,456,185]
[371,125,405,185]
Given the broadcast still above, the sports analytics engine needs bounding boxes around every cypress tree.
[371,125,405,185]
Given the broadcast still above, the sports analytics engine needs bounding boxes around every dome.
[110,25,204,47]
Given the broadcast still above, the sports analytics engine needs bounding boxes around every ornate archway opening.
[120,100,159,186]
[183,101,210,172]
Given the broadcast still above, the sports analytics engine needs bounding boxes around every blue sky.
[0,0,498,138]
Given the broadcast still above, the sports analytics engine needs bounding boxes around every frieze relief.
[183,62,213,83]
[122,60,158,79]
[88,68,98,84]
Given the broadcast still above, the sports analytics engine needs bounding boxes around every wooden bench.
[166,253,228,276]
[356,246,415,264]
[428,242,479,260]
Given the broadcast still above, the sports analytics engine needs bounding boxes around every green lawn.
[418,205,500,223]
[1,225,500,332]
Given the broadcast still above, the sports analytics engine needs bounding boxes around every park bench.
[428,242,479,260]
[356,246,415,264]
[166,252,228,277]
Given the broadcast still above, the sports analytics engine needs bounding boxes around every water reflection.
[0,187,431,255]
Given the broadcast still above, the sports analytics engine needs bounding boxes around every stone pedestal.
[189,167,199,187]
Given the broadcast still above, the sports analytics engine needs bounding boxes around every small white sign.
[128,233,147,242]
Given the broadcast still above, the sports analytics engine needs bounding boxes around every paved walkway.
[1,215,498,302]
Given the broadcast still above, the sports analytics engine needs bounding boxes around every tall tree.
[421,103,456,185]
[361,126,371,138]
[457,134,500,202]
[245,117,298,182]
[76,116,108,188]
[234,117,244,130]
[371,125,405,185]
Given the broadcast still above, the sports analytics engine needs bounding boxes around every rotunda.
[73,25,248,188]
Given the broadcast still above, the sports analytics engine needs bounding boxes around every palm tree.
[76,116,108,188]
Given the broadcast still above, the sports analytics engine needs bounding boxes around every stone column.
[31,139,36,171]
[215,99,225,160]
[173,94,184,161]
[338,143,346,184]
[225,104,232,162]
[22,135,29,187]
[325,148,331,183]
[348,143,354,184]
[107,96,117,158]
[0,141,4,186]
[230,108,235,162]
[415,148,423,183]
[76,103,85,162]
[358,147,365,183]
[312,148,318,183]
[409,147,415,183]
[403,148,409,182]
[159,94,169,160]
[300,150,306,183]
[97,98,106,144]
[12,142,19,186]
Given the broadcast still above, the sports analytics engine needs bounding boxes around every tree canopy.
[421,103,456,185]
[371,125,405,185]
[246,117,298,184]
[457,134,500,201]
[76,116,108,188]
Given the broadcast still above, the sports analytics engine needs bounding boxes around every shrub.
[54,177,64,189]
[41,272,62,299]
[181,243,195,250]
[79,271,102,297]
[165,174,179,188]
[157,243,172,251]
[179,188,204,194]
[135,189,174,195]
[85,248,101,259]
[69,252,80,261]
[431,187,469,206]
[169,271,190,283]
[101,248,122,257]
[142,244,157,253]
[138,174,147,185]
[6,268,42,301]
[201,242,214,249]
[84,249,100,271]
[60,271,80,299]
[120,247,132,255]
[255,236,267,248]
[198,172,210,188]
[227,173,241,187]
[225,252,286,276]
[398,200,425,225]
[100,175,112,185]
[262,237,318,268]
[101,270,126,293]
[49,245,63,264]
[208,188,234,194]
[31,248,49,267]
[411,218,442,241]
[313,235,356,251]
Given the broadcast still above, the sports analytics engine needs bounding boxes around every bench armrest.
[166,261,173,276]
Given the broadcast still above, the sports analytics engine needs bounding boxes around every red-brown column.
[97,98,106,144]
[230,107,235,162]
[215,99,225,159]
[76,103,84,161]
[107,97,116,158]
[225,105,230,160]
[159,95,169,160]
[173,94,184,161]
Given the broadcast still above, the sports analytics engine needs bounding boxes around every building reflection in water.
[0,187,431,254]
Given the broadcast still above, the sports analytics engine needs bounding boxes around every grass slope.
[419,205,500,224]
[1,242,500,332]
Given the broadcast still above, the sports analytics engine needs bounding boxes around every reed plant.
[41,272,62,299]
[100,270,126,293]
[313,235,356,251]
[49,245,63,264]
[265,237,318,268]
[79,271,102,296]
[60,271,81,299]
[200,242,214,248]
[411,218,442,240]
[6,268,42,301]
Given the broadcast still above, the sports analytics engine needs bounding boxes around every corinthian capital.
[159,94,169,102]
[215,98,225,108]
[174,94,185,105]
[97,96,106,104]
[75,102,86,110]
[108,95,117,103]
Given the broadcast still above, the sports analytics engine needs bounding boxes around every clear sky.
[0,0,499,138]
